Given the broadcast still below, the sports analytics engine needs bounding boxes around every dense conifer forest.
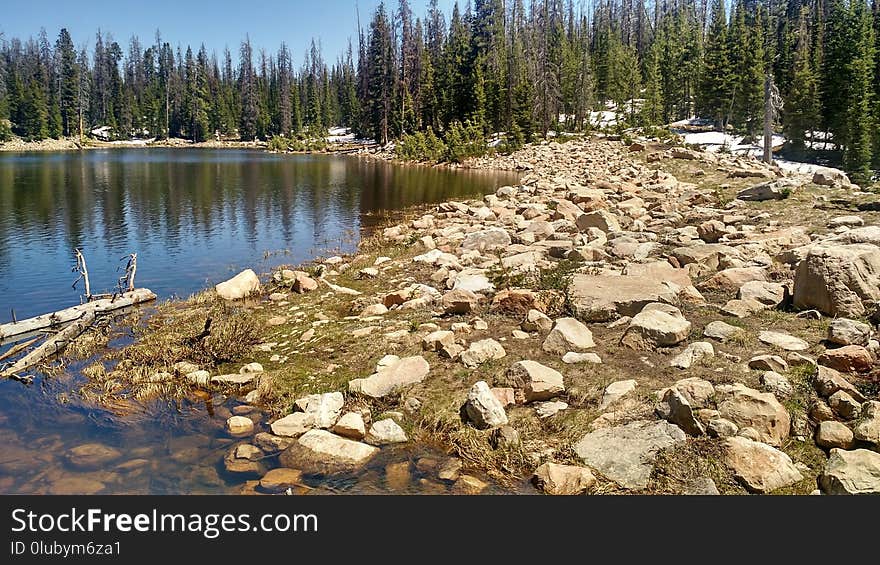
[0,0,878,179]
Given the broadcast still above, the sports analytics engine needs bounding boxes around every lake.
[0,148,519,494]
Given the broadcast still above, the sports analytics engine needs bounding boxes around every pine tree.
[783,8,819,156]
[843,0,876,182]
[698,0,732,128]
[730,2,765,136]
[239,37,258,141]
[641,39,663,126]
[366,2,395,144]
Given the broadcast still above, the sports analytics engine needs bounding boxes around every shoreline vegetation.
[31,134,879,495]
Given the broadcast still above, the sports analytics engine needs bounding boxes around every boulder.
[812,168,854,188]
[502,360,565,402]
[349,356,430,398]
[576,210,621,233]
[562,352,602,364]
[226,416,255,436]
[532,462,596,495]
[294,392,344,429]
[279,430,379,473]
[461,228,512,251]
[760,371,793,398]
[818,345,873,373]
[815,421,855,449]
[522,309,553,333]
[259,468,305,493]
[758,330,810,352]
[739,281,786,307]
[621,303,691,349]
[460,339,507,369]
[598,379,637,410]
[365,419,408,445]
[332,412,367,440]
[291,271,319,293]
[717,384,791,446]
[223,445,266,475]
[270,413,313,438]
[736,180,794,201]
[748,355,788,373]
[853,401,880,445]
[827,318,872,346]
[670,342,714,369]
[814,366,867,401]
[701,267,768,292]
[723,436,804,493]
[441,289,480,314]
[703,320,744,342]
[215,269,260,300]
[828,390,861,420]
[452,270,496,293]
[819,448,880,494]
[663,388,705,436]
[542,317,595,355]
[793,243,880,317]
[465,381,509,429]
[573,420,686,490]
[422,330,456,352]
[65,444,123,471]
[568,274,678,322]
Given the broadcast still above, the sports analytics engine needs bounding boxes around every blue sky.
[0,0,456,62]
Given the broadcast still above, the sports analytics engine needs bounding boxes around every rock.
[65,444,123,470]
[226,416,255,436]
[663,388,705,436]
[461,228,512,251]
[682,477,720,495]
[721,298,766,318]
[739,281,787,307]
[702,267,768,292]
[697,219,727,243]
[211,373,258,386]
[332,412,367,440]
[598,379,637,410]
[490,425,521,449]
[365,419,408,445]
[437,458,463,481]
[361,303,388,317]
[49,477,106,495]
[814,366,867,401]
[569,274,678,322]
[522,309,553,333]
[736,180,792,201]
[253,433,295,453]
[828,390,861,420]
[809,399,836,423]
[819,448,880,494]
[853,401,880,445]
[491,289,539,316]
[279,430,379,473]
[465,381,509,429]
[827,318,872,346]
[670,342,714,369]
[723,436,804,493]
[828,215,864,228]
[224,445,266,475]
[348,356,430,398]
[532,462,596,495]
[793,243,880,317]
[185,370,211,386]
[460,339,507,368]
[621,303,691,349]
[573,420,686,490]
[453,474,489,494]
[717,383,791,446]
[215,269,260,300]
[294,392,344,429]
[818,345,873,373]
[760,371,793,398]
[667,377,716,408]
[703,320,744,342]
[758,330,810,352]
[707,418,739,438]
[576,210,621,233]
[748,355,788,372]
[542,317,595,355]
[259,468,305,493]
[562,352,602,364]
[672,243,741,272]
[453,271,495,294]
[270,413,313,438]
[535,400,568,418]
[422,330,455,352]
[441,289,480,314]
[815,421,855,449]
[812,168,854,188]
[502,360,565,402]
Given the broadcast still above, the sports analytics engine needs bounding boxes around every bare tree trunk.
[763,73,772,164]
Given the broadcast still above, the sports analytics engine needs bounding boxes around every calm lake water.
[0,148,519,494]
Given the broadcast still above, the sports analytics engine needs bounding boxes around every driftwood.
[0,288,156,341]
[73,248,92,300]
[0,336,40,363]
[1,311,97,379]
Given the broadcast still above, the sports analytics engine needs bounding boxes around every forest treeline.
[0,0,878,179]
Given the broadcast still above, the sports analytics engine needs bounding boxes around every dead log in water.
[0,288,156,341]
[1,311,97,379]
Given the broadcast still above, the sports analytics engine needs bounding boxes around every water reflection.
[0,149,518,320]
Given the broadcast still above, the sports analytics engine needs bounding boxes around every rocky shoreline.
[72,135,880,495]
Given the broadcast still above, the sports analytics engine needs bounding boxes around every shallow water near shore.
[0,149,519,494]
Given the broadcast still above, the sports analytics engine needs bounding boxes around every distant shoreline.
[0,137,373,154]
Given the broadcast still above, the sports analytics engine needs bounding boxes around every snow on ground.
[682,131,786,156]
[109,138,155,146]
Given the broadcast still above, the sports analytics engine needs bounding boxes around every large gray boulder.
[465,381,509,429]
[501,360,565,402]
[215,269,260,300]
[573,420,686,490]
[568,274,679,322]
[716,384,791,447]
[621,303,691,349]
[349,356,430,398]
[819,448,880,494]
[542,317,595,354]
[793,243,880,317]
[279,429,379,473]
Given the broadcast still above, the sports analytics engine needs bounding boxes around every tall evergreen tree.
[698,0,732,128]
[783,7,819,155]
[239,37,258,140]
